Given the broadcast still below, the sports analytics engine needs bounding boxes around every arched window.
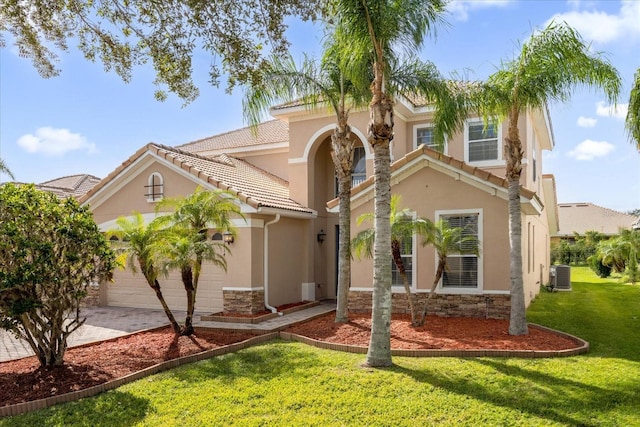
[211,232,223,241]
[146,172,164,202]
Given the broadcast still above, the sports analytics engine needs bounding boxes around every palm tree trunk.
[335,172,352,322]
[418,257,446,326]
[505,110,528,336]
[392,239,418,326]
[181,267,196,336]
[366,130,393,367]
[140,258,181,334]
[333,118,354,323]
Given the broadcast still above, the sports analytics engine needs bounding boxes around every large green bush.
[0,184,115,366]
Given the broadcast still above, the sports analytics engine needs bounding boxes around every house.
[551,202,640,245]
[80,97,557,319]
[8,174,101,199]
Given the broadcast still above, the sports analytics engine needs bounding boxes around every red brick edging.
[1,323,588,418]
[0,333,278,418]
[279,323,589,359]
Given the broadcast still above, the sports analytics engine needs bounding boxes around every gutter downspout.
[264,214,282,315]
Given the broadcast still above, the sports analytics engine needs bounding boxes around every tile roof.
[80,144,313,215]
[556,203,639,236]
[327,144,539,209]
[8,174,101,199]
[176,120,289,154]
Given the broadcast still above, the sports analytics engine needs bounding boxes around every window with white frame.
[465,121,500,164]
[439,211,481,289]
[391,236,413,287]
[414,124,444,152]
[352,146,367,187]
[145,172,164,202]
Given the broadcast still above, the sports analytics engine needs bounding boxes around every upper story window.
[145,172,164,202]
[437,209,482,291]
[465,120,502,166]
[532,148,537,182]
[352,146,366,187]
[413,124,444,152]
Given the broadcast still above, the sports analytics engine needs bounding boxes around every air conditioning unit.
[555,265,571,291]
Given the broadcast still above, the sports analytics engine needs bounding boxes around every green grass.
[3,267,639,426]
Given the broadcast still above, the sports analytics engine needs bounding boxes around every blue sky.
[1,0,639,212]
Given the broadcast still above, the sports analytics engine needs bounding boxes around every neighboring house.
[551,202,640,245]
[9,174,101,199]
[80,98,557,319]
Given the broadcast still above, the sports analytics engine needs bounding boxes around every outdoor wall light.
[317,229,326,244]
[223,232,234,244]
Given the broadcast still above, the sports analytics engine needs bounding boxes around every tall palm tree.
[243,52,369,323]
[156,187,242,335]
[436,21,620,335]
[108,212,181,334]
[627,68,640,150]
[332,0,447,366]
[419,219,479,322]
[351,195,434,326]
[0,158,15,180]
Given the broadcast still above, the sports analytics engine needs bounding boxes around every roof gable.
[327,144,542,214]
[80,143,313,216]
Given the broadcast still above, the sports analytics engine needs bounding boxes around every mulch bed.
[1,313,578,408]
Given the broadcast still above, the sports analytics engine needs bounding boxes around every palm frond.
[626,68,640,149]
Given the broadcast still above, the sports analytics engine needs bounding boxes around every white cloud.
[17,127,96,156]
[576,116,597,127]
[567,139,615,161]
[595,101,628,120]
[447,0,513,22]
[547,1,640,44]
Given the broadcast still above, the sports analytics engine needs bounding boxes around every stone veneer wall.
[223,289,266,315]
[348,291,510,319]
[81,283,101,308]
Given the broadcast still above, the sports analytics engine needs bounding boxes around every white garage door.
[107,262,224,313]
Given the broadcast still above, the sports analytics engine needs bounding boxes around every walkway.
[0,303,335,362]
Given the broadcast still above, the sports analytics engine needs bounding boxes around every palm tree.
[419,219,479,323]
[243,52,369,323]
[108,212,181,334]
[627,68,640,150]
[155,228,228,335]
[332,0,447,367]
[0,158,15,180]
[156,187,242,335]
[436,21,620,335]
[352,195,434,326]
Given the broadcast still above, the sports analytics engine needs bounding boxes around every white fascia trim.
[256,206,318,219]
[222,287,265,292]
[289,124,371,165]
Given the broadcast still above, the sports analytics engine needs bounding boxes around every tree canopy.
[1,0,326,102]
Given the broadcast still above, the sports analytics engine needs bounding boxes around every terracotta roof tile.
[176,120,289,153]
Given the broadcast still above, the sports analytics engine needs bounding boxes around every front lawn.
[2,267,639,426]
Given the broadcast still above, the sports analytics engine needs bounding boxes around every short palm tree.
[420,219,479,322]
[155,228,228,335]
[626,68,640,150]
[352,195,434,326]
[156,187,242,335]
[436,21,621,335]
[333,0,448,367]
[0,158,14,180]
[243,52,369,323]
[108,212,181,334]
